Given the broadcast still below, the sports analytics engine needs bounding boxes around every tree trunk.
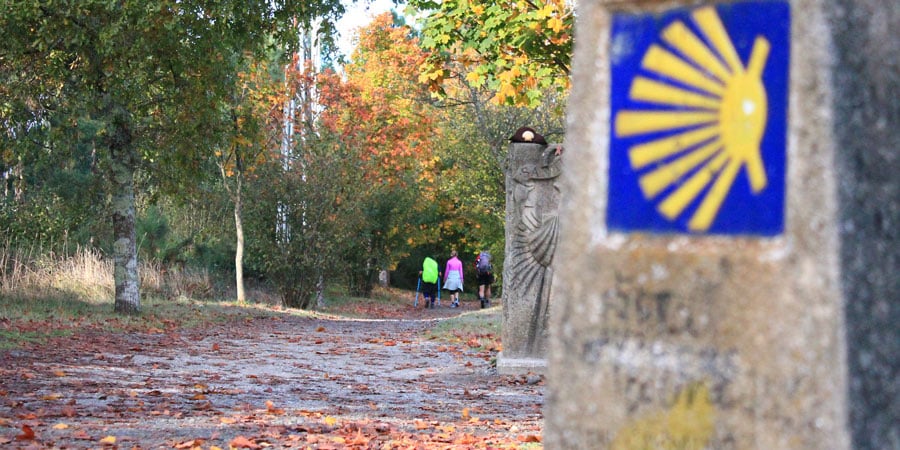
[105,99,140,315]
[316,273,325,309]
[110,143,141,315]
[234,174,246,303]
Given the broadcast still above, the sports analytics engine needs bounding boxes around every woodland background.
[1,0,573,313]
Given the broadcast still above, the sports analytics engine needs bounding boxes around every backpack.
[475,251,492,275]
[422,257,439,284]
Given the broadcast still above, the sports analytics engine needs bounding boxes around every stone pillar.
[498,141,564,375]
[547,0,897,449]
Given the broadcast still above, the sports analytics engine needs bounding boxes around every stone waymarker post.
[547,0,897,449]
[498,139,564,375]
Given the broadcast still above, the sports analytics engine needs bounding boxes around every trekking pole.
[414,277,421,308]
[436,274,441,307]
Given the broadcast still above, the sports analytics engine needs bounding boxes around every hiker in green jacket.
[420,256,440,308]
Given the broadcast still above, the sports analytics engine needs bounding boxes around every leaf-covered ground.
[0,297,543,449]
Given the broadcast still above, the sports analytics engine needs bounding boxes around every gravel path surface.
[0,307,544,449]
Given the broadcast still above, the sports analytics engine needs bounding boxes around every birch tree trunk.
[108,111,141,315]
[234,173,246,303]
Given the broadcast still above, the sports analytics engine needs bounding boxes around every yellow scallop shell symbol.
[615,6,771,232]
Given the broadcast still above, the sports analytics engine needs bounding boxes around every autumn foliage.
[412,0,574,106]
[314,13,445,259]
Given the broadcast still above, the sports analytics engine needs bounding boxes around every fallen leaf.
[461,407,470,420]
[347,429,371,445]
[454,433,478,444]
[52,423,69,429]
[229,435,260,449]
[414,419,429,430]
[72,430,92,440]
[99,435,116,444]
[323,416,338,427]
[53,370,66,377]
[265,400,285,414]
[175,438,204,448]
[211,343,220,351]
[42,393,62,401]
[15,424,35,440]
[518,434,542,442]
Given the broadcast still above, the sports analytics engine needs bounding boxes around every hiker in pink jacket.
[442,250,464,308]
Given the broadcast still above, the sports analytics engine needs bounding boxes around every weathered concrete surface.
[499,142,564,374]
[546,0,897,449]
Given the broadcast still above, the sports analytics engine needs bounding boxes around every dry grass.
[0,241,241,349]
[0,243,500,351]
[0,241,221,303]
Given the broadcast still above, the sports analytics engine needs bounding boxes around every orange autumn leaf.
[229,435,260,449]
[265,400,285,415]
[174,438,205,448]
[518,434,542,442]
[71,430,91,440]
[15,424,35,440]
[347,429,370,445]
[454,433,478,444]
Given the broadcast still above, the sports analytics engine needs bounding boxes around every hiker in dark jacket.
[475,251,494,308]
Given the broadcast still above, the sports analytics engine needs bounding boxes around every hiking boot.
[479,298,486,309]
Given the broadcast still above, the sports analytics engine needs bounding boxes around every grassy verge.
[0,292,280,350]
[0,245,501,349]
[426,306,503,352]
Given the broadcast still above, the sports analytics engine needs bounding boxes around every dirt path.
[0,305,543,449]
